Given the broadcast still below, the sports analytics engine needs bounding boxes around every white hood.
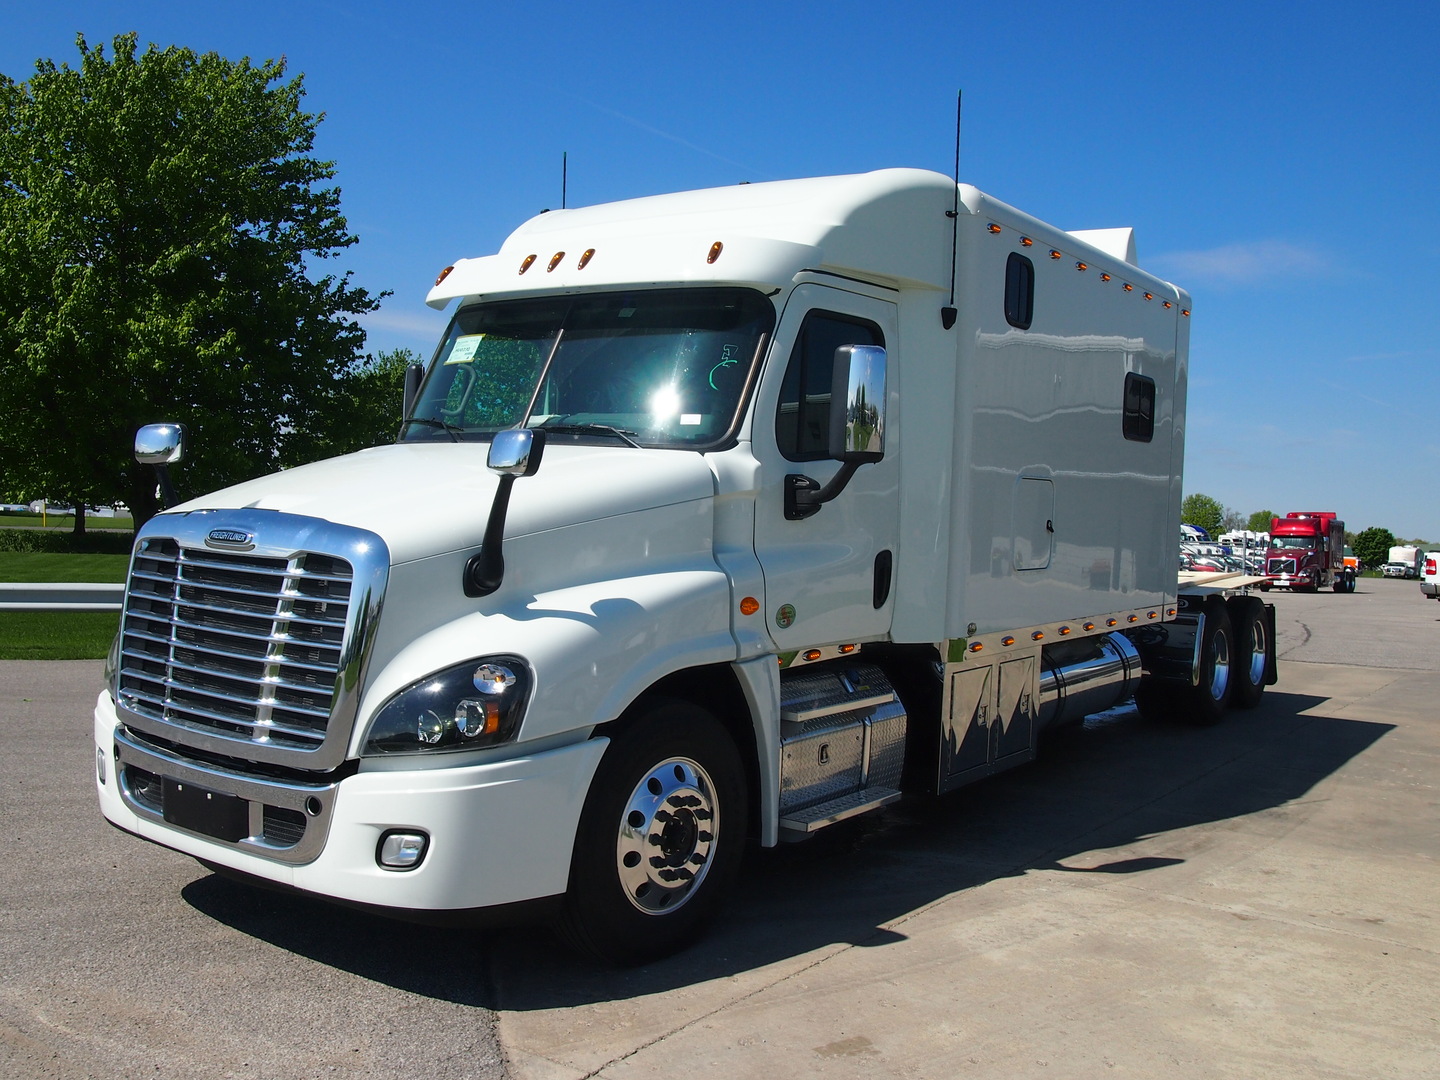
[170,442,718,565]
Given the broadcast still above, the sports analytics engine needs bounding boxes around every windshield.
[402,287,774,449]
[1271,536,1317,550]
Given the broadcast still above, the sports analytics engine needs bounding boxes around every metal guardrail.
[0,582,123,611]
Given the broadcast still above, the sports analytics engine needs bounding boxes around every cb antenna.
[562,151,567,209]
[941,91,961,331]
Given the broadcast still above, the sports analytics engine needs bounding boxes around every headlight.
[363,657,531,755]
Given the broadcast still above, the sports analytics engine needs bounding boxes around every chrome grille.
[118,537,354,754]
[1267,557,1297,576]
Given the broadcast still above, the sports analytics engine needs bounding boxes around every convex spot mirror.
[828,345,887,463]
[134,423,185,466]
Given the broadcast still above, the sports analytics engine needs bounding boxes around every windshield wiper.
[538,420,642,448]
[400,417,464,443]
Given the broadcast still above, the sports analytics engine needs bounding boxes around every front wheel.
[557,700,747,965]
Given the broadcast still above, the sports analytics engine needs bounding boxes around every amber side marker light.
[1106,618,1119,627]
[739,596,759,616]
[1001,636,1016,647]
[547,251,565,272]
[434,265,455,287]
[838,644,857,655]
[707,241,723,264]
[969,642,984,653]
[1049,249,1062,260]
[1075,261,1088,272]
[1083,622,1097,631]
[1147,611,1159,620]
[803,649,823,663]
[1100,273,1112,282]
[1059,625,1072,635]
[518,254,537,275]
[987,223,1002,233]
[1032,631,1045,641]
[1021,236,1034,246]
[577,248,595,270]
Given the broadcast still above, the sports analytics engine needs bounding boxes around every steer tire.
[556,700,747,966]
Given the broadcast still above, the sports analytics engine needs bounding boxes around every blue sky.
[5,1,1438,540]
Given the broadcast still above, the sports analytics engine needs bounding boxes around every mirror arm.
[154,465,180,510]
[784,462,862,521]
[465,474,518,596]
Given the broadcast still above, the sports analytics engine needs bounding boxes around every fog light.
[378,831,428,870]
[96,746,107,785]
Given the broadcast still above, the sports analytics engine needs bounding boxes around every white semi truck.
[95,169,1277,964]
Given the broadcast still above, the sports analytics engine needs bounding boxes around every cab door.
[751,284,900,650]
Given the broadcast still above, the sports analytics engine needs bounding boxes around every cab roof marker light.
[1143,292,1154,301]
[434,265,455,287]
[547,251,565,272]
[1020,236,1033,246]
[1100,272,1112,282]
[577,248,596,270]
[987,223,1002,233]
[1123,283,1134,292]
[707,241,723,264]
[518,254,536,275]
[1181,309,1191,317]
[1163,300,1173,308]
[1049,249,1062,260]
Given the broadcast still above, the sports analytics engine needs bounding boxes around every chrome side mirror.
[828,344,887,462]
[135,423,186,508]
[486,427,544,477]
[785,345,888,520]
[134,423,185,466]
[467,428,547,597]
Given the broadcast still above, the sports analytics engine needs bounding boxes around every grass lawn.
[0,552,130,582]
[0,552,127,659]
[0,610,118,660]
[0,511,134,531]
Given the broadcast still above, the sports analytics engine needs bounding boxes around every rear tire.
[1178,599,1233,725]
[1228,597,1268,709]
[556,700,747,966]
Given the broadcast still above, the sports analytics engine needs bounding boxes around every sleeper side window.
[776,312,883,461]
[1005,252,1034,330]
[1123,373,1156,442]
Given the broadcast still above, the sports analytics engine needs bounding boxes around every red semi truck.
[1261,512,1355,593]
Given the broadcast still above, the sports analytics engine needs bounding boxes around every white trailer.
[95,169,1277,963]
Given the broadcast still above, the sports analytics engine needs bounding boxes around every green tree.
[1352,526,1396,570]
[1180,493,1224,538]
[287,348,418,461]
[0,33,383,530]
[1248,509,1276,533]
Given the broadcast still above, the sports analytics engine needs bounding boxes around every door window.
[775,312,883,461]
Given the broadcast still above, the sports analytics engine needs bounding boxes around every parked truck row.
[95,168,1278,964]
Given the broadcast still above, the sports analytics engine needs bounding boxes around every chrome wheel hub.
[615,756,718,915]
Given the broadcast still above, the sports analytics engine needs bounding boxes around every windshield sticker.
[445,334,484,364]
[708,344,740,389]
[680,414,702,426]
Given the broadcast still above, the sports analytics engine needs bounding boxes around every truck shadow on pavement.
[182,688,1391,1010]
